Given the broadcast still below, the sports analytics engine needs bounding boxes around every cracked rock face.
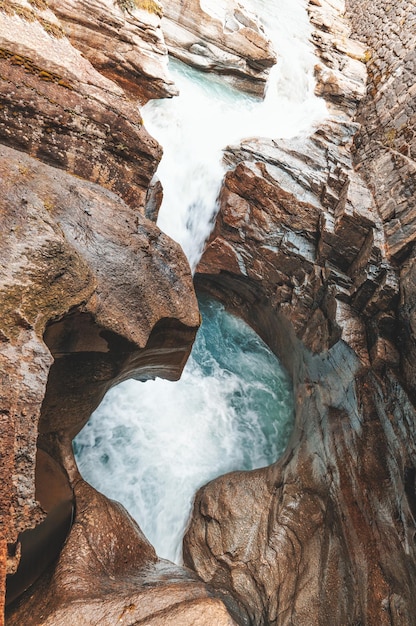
[161,0,276,97]
[0,4,237,624]
[47,0,178,103]
[184,0,416,623]
[2,0,416,624]
[0,1,161,209]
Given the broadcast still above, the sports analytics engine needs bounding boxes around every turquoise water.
[142,0,326,269]
[73,0,320,566]
[74,295,294,562]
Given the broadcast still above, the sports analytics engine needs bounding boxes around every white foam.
[142,0,327,269]
[74,297,294,563]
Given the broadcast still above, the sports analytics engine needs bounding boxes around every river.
[73,0,325,564]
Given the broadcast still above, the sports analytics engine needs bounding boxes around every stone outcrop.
[7,478,238,625]
[183,0,416,623]
[161,0,276,96]
[0,1,161,209]
[346,0,416,262]
[2,0,416,624]
[47,0,178,103]
[0,4,235,625]
[0,136,210,621]
[344,0,416,406]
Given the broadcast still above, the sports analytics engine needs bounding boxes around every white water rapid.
[74,296,294,563]
[143,0,327,269]
[74,0,326,564]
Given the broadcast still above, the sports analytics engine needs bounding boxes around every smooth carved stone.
[6,450,74,606]
[161,0,276,96]
[0,4,160,209]
[0,143,199,591]
[48,0,178,103]
[399,258,416,403]
[187,2,415,622]
[7,479,238,625]
[184,343,416,625]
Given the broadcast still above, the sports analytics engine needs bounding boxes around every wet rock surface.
[0,1,161,209]
[161,0,276,96]
[7,478,239,626]
[2,0,416,624]
[0,139,207,623]
[48,0,178,103]
[187,0,416,623]
[0,4,234,621]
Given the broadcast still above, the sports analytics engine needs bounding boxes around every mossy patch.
[362,49,372,64]
[384,128,396,147]
[28,0,49,9]
[0,242,95,340]
[116,0,163,18]
[0,48,73,89]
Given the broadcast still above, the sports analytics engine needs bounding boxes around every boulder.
[47,0,178,103]
[161,0,276,96]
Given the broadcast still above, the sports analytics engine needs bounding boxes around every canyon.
[1,0,416,625]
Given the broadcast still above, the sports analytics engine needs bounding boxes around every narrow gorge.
[1,1,416,625]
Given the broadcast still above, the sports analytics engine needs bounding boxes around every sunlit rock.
[188,0,416,623]
[48,0,178,103]
[161,0,276,96]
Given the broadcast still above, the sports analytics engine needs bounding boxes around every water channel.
[73,0,326,563]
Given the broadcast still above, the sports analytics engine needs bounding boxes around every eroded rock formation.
[0,2,161,208]
[0,3,236,625]
[161,0,276,96]
[47,0,178,103]
[184,0,416,624]
[2,0,416,624]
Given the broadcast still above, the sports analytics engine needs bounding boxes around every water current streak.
[74,0,323,563]
[74,296,294,562]
[143,0,327,269]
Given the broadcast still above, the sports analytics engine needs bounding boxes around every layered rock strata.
[345,0,416,409]
[161,0,276,96]
[0,4,236,625]
[2,0,416,624]
[47,0,178,103]
[184,0,416,623]
[0,1,163,209]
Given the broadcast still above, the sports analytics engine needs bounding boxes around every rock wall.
[184,0,416,624]
[47,0,178,103]
[2,0,416,624]
[0,3,236,625]
[345,0,416,412]
[161,0,276,96]
[346,0,416,262]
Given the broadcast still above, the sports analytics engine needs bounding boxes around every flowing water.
[74,0,326,563]
[73,295,294,563]
[143,0,327,269]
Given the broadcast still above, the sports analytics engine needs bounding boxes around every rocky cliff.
[0,2,235,625]
[161,0,276,96]
[185,0,416,624]
[2,0,416,625]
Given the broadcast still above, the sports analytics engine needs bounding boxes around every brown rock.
[0,143,200,615]
[161,0,276,96]
[0,4,160,209]
[7,479,238,625]
[184,1,416,623]
[6,450,74,606]
[184,329,416,625]
[48,0,178,103]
